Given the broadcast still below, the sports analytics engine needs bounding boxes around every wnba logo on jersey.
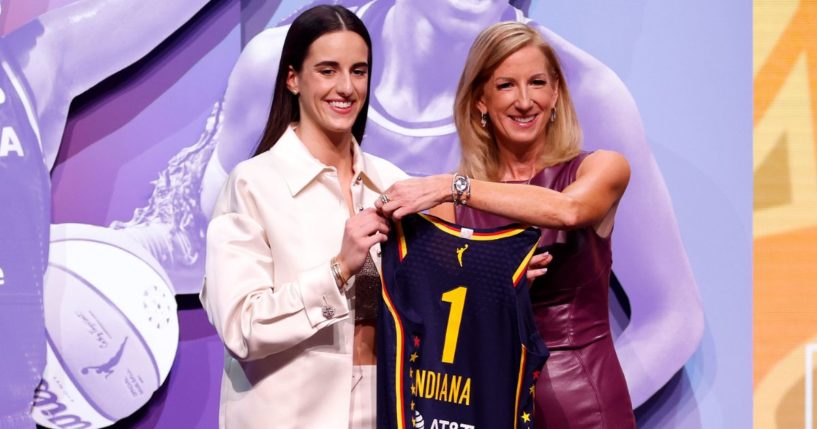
[456,244,469,267]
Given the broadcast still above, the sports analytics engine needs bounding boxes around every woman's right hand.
[335,208,390,279]
[375,175,452,220]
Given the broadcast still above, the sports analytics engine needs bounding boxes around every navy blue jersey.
[377,214,548,429]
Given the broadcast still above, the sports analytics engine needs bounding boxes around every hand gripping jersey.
[377,214,549,429]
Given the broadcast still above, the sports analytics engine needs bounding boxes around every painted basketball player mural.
[0,0,705,426]
[130,0,699,407]
[0,1,208,427]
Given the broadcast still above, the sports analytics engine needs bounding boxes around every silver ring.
[379,194,390,204]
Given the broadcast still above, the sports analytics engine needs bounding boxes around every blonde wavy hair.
[454,22,582,181]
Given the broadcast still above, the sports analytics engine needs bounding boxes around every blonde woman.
[376,22,636,428]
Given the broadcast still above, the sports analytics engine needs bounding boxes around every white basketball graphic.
[33,224,179,429]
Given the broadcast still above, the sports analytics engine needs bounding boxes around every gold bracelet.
[330,257,348,289]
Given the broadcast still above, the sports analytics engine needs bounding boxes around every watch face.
[454,177,467,192]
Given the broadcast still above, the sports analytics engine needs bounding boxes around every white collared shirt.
[201,126,407,429]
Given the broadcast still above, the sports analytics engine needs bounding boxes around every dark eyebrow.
[313,61,369,69]
[314,61,340,68]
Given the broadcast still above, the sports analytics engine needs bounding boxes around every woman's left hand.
[375,175,451,220]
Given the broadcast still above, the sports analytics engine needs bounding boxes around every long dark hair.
[253,5,373,156]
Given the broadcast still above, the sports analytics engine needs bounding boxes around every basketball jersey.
[0,42,50,425]
[377,214,548,429]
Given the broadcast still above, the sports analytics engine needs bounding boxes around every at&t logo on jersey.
[412,410,476,429]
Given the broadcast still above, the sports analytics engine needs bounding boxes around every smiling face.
[287,30,370,139]
[477,44,558,151]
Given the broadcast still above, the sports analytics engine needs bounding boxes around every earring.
[550,108,557,123]
[291,89,299,96]
[480,113,488,128]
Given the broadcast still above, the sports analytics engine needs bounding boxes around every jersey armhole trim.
[396,220,408,261]
[513,243,538,287]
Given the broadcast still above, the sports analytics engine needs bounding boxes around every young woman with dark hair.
[200,5,406,428]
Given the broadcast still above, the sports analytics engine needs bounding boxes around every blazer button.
[322,304,336,319]
[355,175,362,183]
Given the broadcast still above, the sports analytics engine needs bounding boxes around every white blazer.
[201,127,407,428]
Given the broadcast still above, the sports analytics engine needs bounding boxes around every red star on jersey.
[532,370,541,380]
[413,336,421,347]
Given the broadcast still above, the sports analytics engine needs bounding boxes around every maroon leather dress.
[456,152,635,429]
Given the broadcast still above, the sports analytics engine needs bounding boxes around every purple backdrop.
[0,0,750,428]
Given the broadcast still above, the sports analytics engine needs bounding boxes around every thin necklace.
[525,162,537,185]
[503,162,538,184]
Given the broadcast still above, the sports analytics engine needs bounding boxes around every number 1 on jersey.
[441,286,467,364]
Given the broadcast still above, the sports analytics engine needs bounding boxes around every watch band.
[452,173,471,206]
